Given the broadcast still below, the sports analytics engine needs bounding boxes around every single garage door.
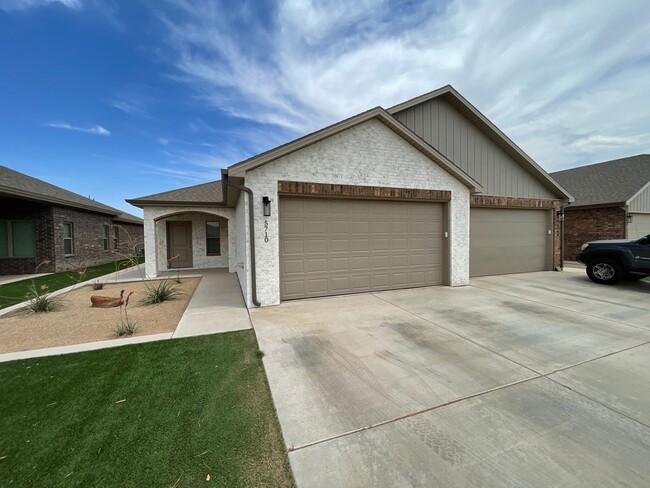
[280,197,444,300]
[470,208,550,277]
[628,213,650,240]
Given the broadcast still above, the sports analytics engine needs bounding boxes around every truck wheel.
[586,258,622,285]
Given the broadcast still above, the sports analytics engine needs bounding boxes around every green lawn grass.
[0,258,143,310]
[0,332,294,487]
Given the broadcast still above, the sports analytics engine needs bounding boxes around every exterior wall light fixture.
[262,196,272,217]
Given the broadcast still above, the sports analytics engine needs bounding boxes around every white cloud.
[46,121,111,136]
[159,0,650,171]
[0,0,82,10]
[110,100,147,116]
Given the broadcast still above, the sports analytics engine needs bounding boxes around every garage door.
[280,197,444,300]
[470,208,550,277]
[628,213,650,240]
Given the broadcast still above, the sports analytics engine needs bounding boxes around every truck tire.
[586,258,623,285]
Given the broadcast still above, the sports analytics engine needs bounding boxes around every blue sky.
[1,0,649,216]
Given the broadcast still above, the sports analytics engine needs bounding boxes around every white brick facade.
[142,206,236,278]
[139,119,472,307]
[241,119,470,307]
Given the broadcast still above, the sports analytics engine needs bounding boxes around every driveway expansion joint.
[284,295,650,454]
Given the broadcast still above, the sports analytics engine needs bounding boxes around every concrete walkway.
[0,267,251,362]
[0,273,50,286]
[170,269,251,338]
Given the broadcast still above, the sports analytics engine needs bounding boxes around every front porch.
[143,207,238,278]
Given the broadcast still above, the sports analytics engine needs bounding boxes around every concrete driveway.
[251,271,650,487]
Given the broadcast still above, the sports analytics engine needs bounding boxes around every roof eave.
[0,186,120,216]
[125,199,228,208]
[626,180,650,206]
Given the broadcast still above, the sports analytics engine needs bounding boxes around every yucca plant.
[140,281,182,305]
[22,283,65,314]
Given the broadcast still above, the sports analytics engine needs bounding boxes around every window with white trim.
[206,221,220,255]
[63,222,74,255]
[102,224,110,251]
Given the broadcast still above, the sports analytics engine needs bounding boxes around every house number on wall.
[264,220,269,243]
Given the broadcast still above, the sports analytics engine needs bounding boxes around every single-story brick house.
[0,165,144,275]
[128,85,572,307]
[551,154,650,261]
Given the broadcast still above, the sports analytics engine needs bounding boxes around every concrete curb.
[0,332,173,363]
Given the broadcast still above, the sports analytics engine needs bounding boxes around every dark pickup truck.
[577,234,650,284]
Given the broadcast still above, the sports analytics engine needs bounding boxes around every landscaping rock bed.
[0,278,200,353]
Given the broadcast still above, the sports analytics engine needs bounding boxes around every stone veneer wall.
[563,206,625,261]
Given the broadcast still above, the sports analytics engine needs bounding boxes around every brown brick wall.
[0,197,56,274]
[278,180,451,201]
[1,198,143,275]
[52,206,144,272]
[113,221,145,257]
[563,206,626,261]
[471,195,563,269]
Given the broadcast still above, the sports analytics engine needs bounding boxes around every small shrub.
[255,350,265,359]
[140,281,182,305]
[114,320,138,337]
[92,281,104,291]
[22,284,65,314]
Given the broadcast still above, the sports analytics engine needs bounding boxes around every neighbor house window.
[206,221,220,255]
[63,222,74,255]
[0,221,36,257]
[102,224,110,251]
[113,226,119,250]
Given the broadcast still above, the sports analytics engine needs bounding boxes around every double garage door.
[470,208,550,277]
[279,198,552,300]
[280,197,444,300]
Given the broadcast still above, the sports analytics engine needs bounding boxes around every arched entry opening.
[152,210,231,274]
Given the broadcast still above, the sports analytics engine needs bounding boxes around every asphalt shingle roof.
[0,165,128,216]
[127,180,224,205]
[114,212,144,224]
[550,154,650,208]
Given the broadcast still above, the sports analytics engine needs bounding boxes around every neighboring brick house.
[128,85,572,308]
[551,154,650,261]
[0,165,144,275]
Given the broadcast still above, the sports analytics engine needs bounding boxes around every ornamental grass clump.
[23,283,65,314]
[140,281,182,305]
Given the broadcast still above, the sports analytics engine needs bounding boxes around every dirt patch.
[0,278,200,353]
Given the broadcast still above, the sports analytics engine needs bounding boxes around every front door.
[167,221,193,268]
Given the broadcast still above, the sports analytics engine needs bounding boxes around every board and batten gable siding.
[393,98,556,199]
[242,118,471,307]
[628,183,650,213]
